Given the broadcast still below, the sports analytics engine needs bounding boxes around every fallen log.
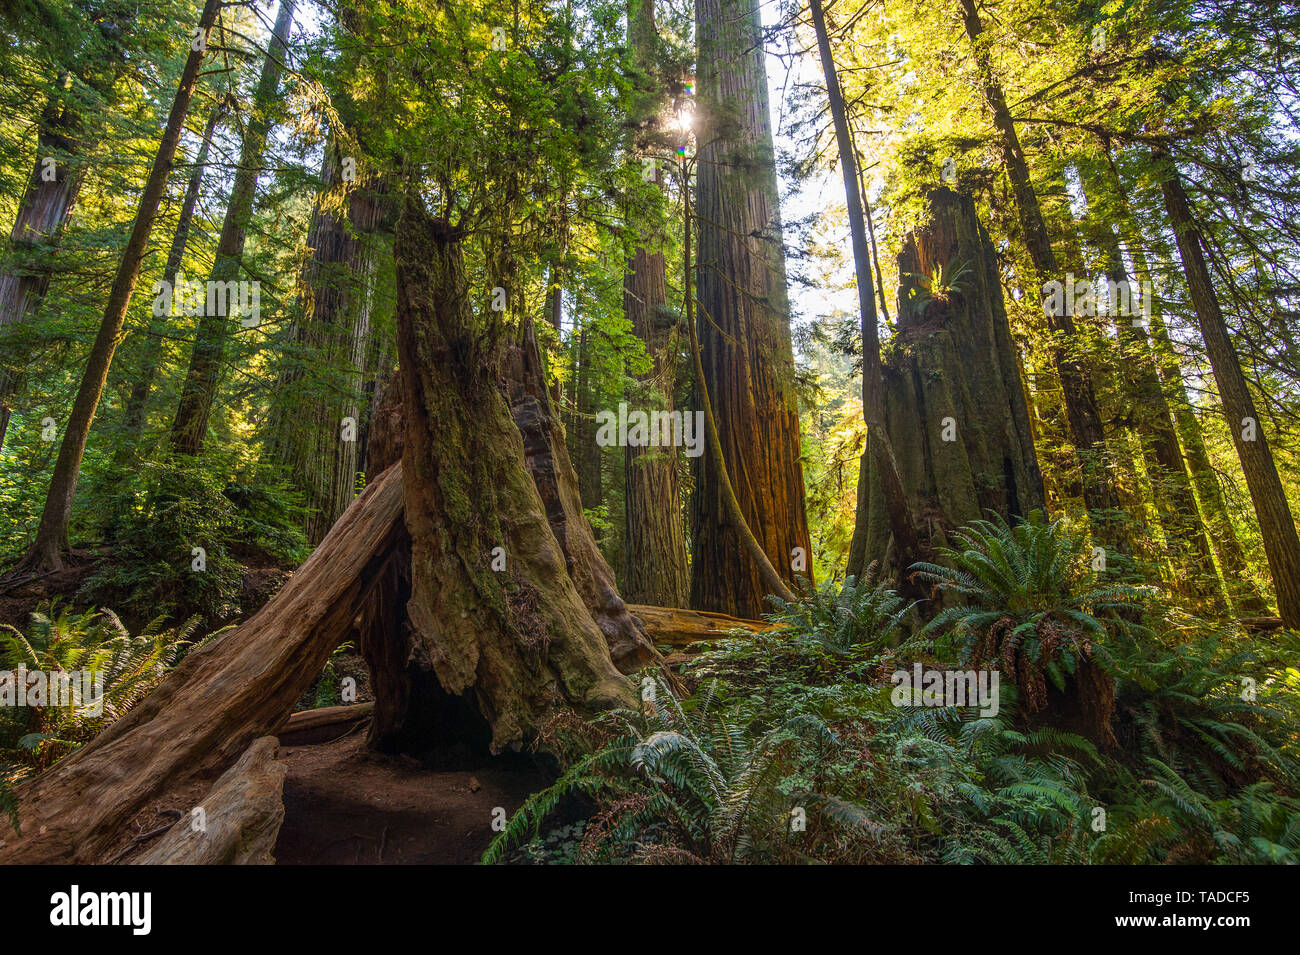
[128,736,286,865]
[1,463,406,864]
[1239,616,1284,632]
[629,604,784,648]
[280,701,376,733]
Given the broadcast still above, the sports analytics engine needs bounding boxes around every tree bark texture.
[692,0,811,617]
[853,188,1045,579]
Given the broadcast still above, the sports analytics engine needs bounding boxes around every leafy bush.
[484,676,882,864]
[77,457,309,625]
[766,566,912,655]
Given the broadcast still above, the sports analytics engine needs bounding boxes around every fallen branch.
[279,701,376,734]
[629,604,784,648]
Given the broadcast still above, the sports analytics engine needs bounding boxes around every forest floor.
[273,733,546,865]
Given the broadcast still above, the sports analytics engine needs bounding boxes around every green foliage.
[492,510,1300,865]
[0,603,200,770]
[483,676,881,864]
[307,641,355,710]
[905,256,973,314]
[766,566,912,655]
[76,457,308,625]
[914,510,1149,736]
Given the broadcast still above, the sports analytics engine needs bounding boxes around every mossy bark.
[505,315,660,671]
[853,188,1044,580]
[394,198,634,753]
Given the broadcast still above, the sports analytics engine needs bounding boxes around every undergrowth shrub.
[0,603,201,772]
[766,566,912,655]
[912,510,1151,746]
[77,457,309,625]
[485,515,1300,865]
[483,677,886,864]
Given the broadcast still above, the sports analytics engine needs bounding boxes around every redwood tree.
[1157,148,1300,627]
[692,0,811,617]
[269,143,394,543]
[622,0,689,606]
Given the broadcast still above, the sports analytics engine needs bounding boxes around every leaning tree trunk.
[0,461,406,863]
[269,142,394,544]
[692,0,812,617]
[1157,149,1300,627]
[17,0,223,574]
[0,90,88,451]
[855,188,1045,576]
[170,0,296,455]
[393,197,634,753]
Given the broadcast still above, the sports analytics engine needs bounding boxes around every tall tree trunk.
[170,0,296,455]
[1155,148,1300,626]
[623,246,690,605]
[620,0,689,606]
[1113,185,1268,615]
[269,142,393,544]
[957,0,1121,542]
[15,0,223,574]
[810,0,923,590]
[0,86,88,451]
[114,101,224,460]
[692,0,811,617]
[1078,160,1223,607]
[1152,311,1268,614]
[683,168,796,607]
[571,320,602,510]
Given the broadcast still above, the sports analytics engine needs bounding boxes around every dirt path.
[274,734,547,865]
